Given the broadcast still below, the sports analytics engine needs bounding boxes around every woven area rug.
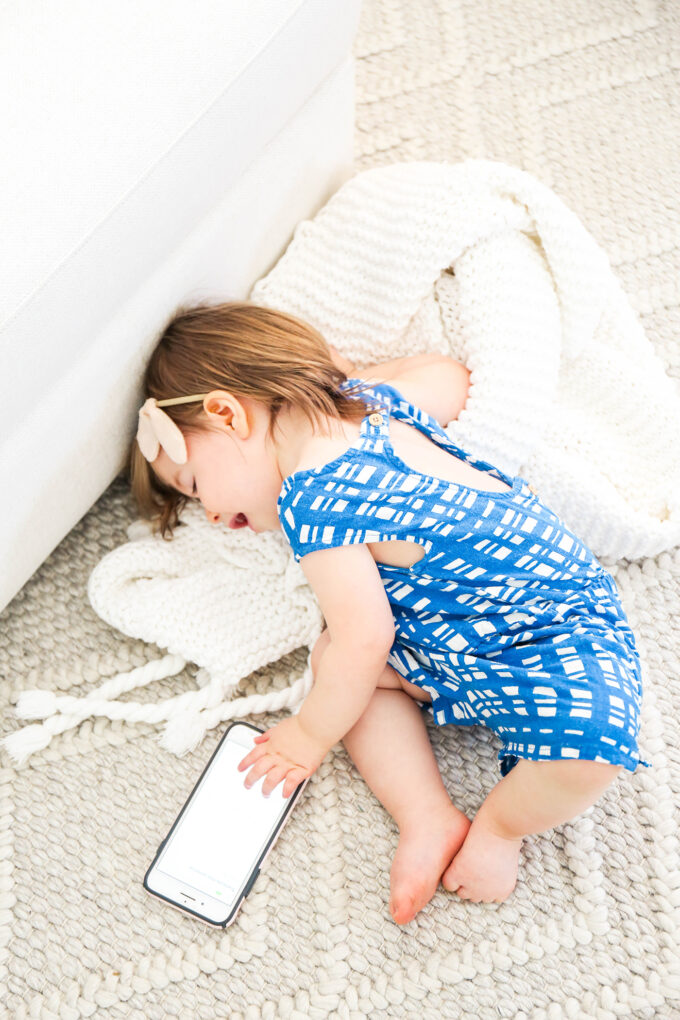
[2,2,680,1017]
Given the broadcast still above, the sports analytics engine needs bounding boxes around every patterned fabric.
[278,379,646,775]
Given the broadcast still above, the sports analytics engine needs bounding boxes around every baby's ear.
[203,390,231,416]
[203,390,247,434]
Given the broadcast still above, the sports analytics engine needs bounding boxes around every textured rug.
[2,2,680,1017]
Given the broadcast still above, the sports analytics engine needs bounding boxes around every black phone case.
[142,719,307,928]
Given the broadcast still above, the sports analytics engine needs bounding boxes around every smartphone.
[143,720,307,928]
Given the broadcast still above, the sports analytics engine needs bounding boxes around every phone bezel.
[143,720,307,928]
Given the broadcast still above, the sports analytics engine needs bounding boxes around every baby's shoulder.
[289,419,363,478]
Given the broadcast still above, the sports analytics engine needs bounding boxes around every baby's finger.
[237,744,267,772]
[253,732,270,744]
[282,766,308,799]
[243,755,275,789]
[261,762,289,797]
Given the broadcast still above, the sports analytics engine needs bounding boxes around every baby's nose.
[205,509,221,524]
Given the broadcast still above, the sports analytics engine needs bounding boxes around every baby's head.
[129,300,369,537]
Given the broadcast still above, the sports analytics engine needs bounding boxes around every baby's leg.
[442,758,622,903]
[343,684,470,924]
[310,628,469,924]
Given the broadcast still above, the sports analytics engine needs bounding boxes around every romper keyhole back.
[362,385,516,498]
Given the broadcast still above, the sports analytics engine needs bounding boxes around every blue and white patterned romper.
[278,378,646,776]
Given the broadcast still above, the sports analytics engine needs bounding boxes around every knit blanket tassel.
[5,652,314,763]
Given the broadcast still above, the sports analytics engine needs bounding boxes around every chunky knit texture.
[3,3,680,1017]
[252,158,679,562]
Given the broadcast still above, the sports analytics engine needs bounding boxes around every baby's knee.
[524,757,623,796]
[564,759,623,791]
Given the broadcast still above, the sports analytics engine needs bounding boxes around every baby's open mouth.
[229,513,249,529]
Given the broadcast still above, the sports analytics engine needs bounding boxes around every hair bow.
[136,393,208,465]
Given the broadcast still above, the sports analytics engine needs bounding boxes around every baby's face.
[152,398,284,533]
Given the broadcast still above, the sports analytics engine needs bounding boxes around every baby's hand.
[237,717,328,798]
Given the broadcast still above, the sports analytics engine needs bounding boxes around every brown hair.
[128,299,373,537]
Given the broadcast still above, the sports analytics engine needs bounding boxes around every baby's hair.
[128,299,372,537]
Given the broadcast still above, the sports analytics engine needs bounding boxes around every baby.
[130,299,646,923]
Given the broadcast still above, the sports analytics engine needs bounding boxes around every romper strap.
[348,377,517,489]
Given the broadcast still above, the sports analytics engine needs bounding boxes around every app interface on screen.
[157,734,288,903]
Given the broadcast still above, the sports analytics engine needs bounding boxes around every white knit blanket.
[5,159,680,763]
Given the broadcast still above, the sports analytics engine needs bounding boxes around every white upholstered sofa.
[0,0,362,612]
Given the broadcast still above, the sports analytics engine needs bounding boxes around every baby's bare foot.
[442,814,522,904]
[390,803,471,924]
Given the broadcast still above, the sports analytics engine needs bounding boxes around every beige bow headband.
[136,393,208,465]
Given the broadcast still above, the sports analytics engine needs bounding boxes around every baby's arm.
[238,542,394,795]
[295,543,395,746]
[329,347,470,427]
[329,346,441,382]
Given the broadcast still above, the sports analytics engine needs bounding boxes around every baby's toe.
[390,869,428,924]
[441,858,461,892]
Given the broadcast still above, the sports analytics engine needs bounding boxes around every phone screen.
[145,724,302,925]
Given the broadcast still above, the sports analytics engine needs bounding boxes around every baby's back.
[290,396,511,569]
